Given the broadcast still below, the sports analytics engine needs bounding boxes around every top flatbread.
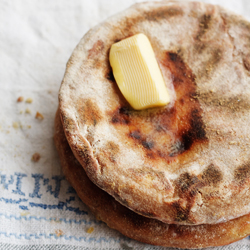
[59,1,250,225]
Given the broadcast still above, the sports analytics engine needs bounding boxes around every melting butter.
[109,33,170,110]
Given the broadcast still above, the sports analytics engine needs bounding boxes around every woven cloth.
[1,0,250,249]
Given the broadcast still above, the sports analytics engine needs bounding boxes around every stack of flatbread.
[54,1,250,248]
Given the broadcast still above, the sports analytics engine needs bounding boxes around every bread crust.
[54,109,250,249]
[59,1,250,225]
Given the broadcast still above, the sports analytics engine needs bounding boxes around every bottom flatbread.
[54,109,250,249]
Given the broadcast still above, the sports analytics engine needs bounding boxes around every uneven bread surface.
[54,110,250,249]
[59,1,250,225]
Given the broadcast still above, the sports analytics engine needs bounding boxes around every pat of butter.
[109,33,170,110]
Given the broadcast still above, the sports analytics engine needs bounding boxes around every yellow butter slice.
[109,33,170,110]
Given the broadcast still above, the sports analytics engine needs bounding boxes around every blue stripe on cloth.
[0,197,28,204]
[0,197,89,215]
[0,213,102,225]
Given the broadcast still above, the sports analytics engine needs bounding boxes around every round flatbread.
[54,109,250,249]
[59,1,250,225]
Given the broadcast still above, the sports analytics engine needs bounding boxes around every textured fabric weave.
[0,0,250,249]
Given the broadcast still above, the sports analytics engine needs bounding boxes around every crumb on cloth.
[32,153,41,162]
[25,108,31,114]
[26,98,33,103]
[17,96,24,102]
[55,229,64,237]
[87,227,94,234]
[35,112,44,120]
[12,122,19,129]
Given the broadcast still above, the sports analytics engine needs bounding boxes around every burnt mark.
[234,162,250,183]
[175,172,206,198]
[77,99,103,126]
[202,164,222,186]
[106,69,115,82]
[169,52,178,62]
[181,108,207,151]
[129,131,154,150]
[172,201,190,223]
[114,39,122,43]
[169,141,184,157]
[142,141,154,150]
[88,40,104,59]
[130,130,141,140]
[111,106,131,125]
[177,173,200,194]
[243,56,250,72]
[173,172,205,223]
[162,52,208,154]
[196,14,212,40]
[145,7,184,22]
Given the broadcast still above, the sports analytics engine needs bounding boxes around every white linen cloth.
[1,0,250,249]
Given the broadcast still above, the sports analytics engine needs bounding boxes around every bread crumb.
[20,212,30,216]
[17,96,24,102]
[26,98,33,103]
[32,153,41,162]
[55,229,64,237]
[12,122,19,129]
[229,141,237,145]
[35,112,44,120]
[25,108,31,114]
[87,227,94,234]
[27,125,31,129]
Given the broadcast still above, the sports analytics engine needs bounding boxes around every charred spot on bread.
[196,14,212,40]
[234,163,250,183]
[77,99,103,126]
[111,106,131,124]
[243,56,250,71]
[172,201,191,223]
[181,108,207,151]
[145,7,184,22]
[176,173,201,195]
[202,164,223,186]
